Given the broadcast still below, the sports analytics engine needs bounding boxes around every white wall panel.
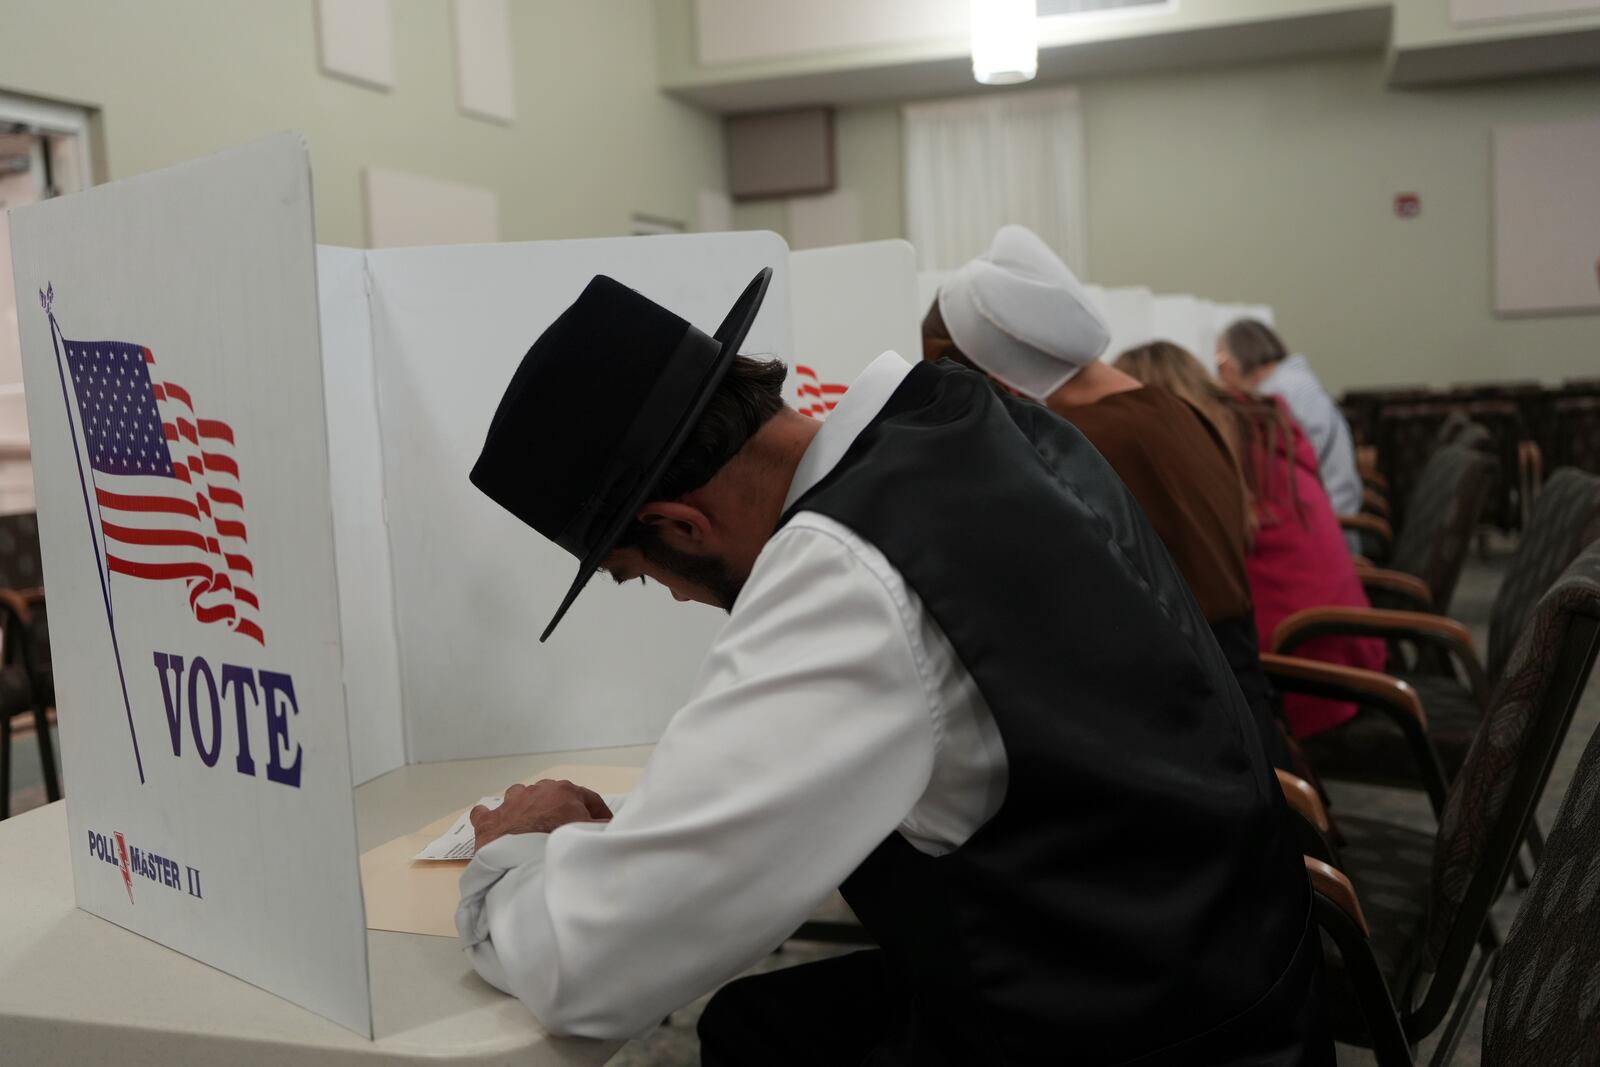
[316,0,395,90]
[789,240,920,414]
[452,0,516,122]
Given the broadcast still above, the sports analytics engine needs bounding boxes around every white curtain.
[902,87,1088,273]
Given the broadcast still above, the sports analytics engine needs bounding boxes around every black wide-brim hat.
[470,267,773,641]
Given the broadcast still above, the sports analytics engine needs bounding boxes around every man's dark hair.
[617,355,787,549]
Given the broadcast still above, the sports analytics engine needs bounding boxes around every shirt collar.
[782,351,914,513]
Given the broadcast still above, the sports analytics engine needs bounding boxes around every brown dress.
[1056,386,1252,624]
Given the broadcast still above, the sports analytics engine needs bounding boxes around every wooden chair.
[1516,441,1542,533]
[1274,471,1600,796]
[1300,547,1600,1065]
[1342,444,1497,615]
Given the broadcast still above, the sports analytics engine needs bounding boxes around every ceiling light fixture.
[970,0,1038,86]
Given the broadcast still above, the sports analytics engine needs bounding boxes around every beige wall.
[1395,0,1600,47]
[740,54,1600,391]
[0,0,724,248]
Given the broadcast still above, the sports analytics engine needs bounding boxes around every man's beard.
[642,540,747,612]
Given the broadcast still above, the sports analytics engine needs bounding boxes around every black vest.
[782,362,1323,1066]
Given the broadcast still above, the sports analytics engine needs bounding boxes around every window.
[902,86,1088,273]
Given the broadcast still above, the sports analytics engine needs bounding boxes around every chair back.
[1388,445,1496,613]
[0,513,44,589]
[1552,396,1600,476]
[0,514,50,675]
[1487,469,1600,684]
[1483,718,1600,1066]
[1416,542,1600,1033]
[1377,403,1455,517]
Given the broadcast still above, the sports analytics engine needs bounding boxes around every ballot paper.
[413,793,628,861]
[414,796,504,861]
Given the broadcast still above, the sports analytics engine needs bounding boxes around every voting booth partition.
[6,135,928,1035]
[331,236,917,775]
[9,135,375,1036]
[788,240,921,417]
[327,234,794,773]
[1088,288,1276,372]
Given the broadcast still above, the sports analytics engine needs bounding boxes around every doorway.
[0,90,92,817]
[0,91,94,514]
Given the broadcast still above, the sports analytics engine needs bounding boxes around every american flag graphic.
[62,338,263,645]
[794,364,847,419]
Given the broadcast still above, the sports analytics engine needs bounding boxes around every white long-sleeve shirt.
[456,352,1008,1039]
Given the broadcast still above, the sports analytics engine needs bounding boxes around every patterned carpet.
[6,544,1590,1065]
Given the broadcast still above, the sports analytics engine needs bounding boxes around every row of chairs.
[1264,424,1600,1064]
[1340,379,1600,535]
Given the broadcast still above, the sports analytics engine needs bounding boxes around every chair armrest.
[1307,858,1415,1059]
[1358,567,1434,611]
[1342,513,1393,559]
[1260,653,1426,729]
[1260,653,1450,814]
[1270,606,1485,705]
[1277,769,1330,835]
[1342,510,1392,541]
[1306,857,1368,936]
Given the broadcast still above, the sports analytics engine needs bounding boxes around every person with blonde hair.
[1116,341,1384,737]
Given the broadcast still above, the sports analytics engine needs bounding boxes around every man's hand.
[471,779,613,852]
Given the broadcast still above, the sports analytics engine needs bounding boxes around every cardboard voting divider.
[1084,285,1155,364]
[8,136,374,1036]
[789,240,922,417]
[347,234,792,766]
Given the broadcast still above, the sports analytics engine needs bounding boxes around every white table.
[0,745,654,1065]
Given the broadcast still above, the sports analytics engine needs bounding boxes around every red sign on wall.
[1394,192,1421,219]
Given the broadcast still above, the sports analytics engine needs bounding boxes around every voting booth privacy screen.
[345,234,793,766]
[9,136,374,1035]
[8,135,944,1034]
[788,240,921,418]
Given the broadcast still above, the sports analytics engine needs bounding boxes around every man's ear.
[635,500,710,551]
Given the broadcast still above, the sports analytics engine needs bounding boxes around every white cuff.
[456,832,550,947]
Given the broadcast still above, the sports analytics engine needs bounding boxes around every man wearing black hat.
[456,271,1331,1065]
